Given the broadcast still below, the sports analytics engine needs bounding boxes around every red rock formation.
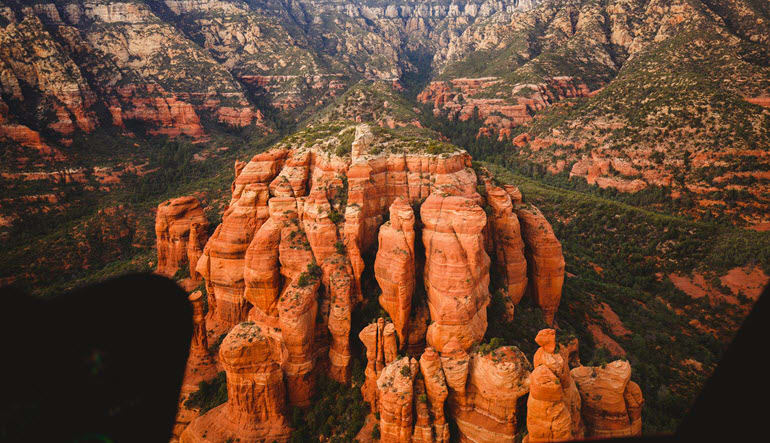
[180,322,291,443]
[571,360,643,438]
[449,347,532,443]
[187,222,208,282]
[278,278,319,408]
[526,329,583,442]
[515,204,565,325]
[175,124,571,443]
[486,183,528,319]
[418,77,591,139]
[375,197,416,349]
[377,357,419,443]
[197,151,287,328]
[196,184,270,328]
[359,318,399,412]
[419,347,450,442]
[421,193,490,353]
[173,291,218,440]
[155,196,207,277]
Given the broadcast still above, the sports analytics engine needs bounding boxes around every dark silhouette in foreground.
[0,273,766,442]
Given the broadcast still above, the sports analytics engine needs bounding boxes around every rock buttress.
[421,193,490,354]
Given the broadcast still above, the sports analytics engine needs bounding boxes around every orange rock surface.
[377,357,420,443]
[421,193,490,354]
[526,329,584,442]
[486,183,528,319]
[515,204,565,325]
[571,360,643,438]
[173,291,218,441]
[360,318,399,412]
[419,346,450,442]
[180,322,291,443]
[155,196,207,277]
[186,222,208,282]
[449,347,532,443]
[375,198,416,349]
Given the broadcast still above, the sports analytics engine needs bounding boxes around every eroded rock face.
[375,197,416,349]
[449,347,532,442]
[360,318,399,413]
[526,329,583,442]
[180,322,291,443]
[422,193,491,354]
[515,204,565,325]
[377,357,420,443]
[155,196,208,277]
[571,360,643,439]
[173,291,218,440]
[486,183,527,320]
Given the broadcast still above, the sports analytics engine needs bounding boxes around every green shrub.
[184,371,227,413]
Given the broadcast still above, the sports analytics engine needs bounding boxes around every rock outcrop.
[422,193,491,354]
[515,205,565,325]
[375,198,416,349]
[571,361,643,439]
[526,329,583,442]
[172,291,218,441]
[180,322,291,443]
[377,357,420,443]
[360,318,399,413]
[449,346,532,442]
[155,196,208,277]
[485,183,527,320]
[164,122,568,441]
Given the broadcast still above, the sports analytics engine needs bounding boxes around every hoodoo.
[526,329,584,442]
[180,322,291,443]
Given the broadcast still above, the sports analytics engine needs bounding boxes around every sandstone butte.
[155,123,641,442]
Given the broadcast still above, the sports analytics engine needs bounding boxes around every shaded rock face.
[485,183,527,320]
[173,291,218,441]
[155,196,208,277]
[181,322,291,443]
[571,361,643,439]
[360,318,399,413]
